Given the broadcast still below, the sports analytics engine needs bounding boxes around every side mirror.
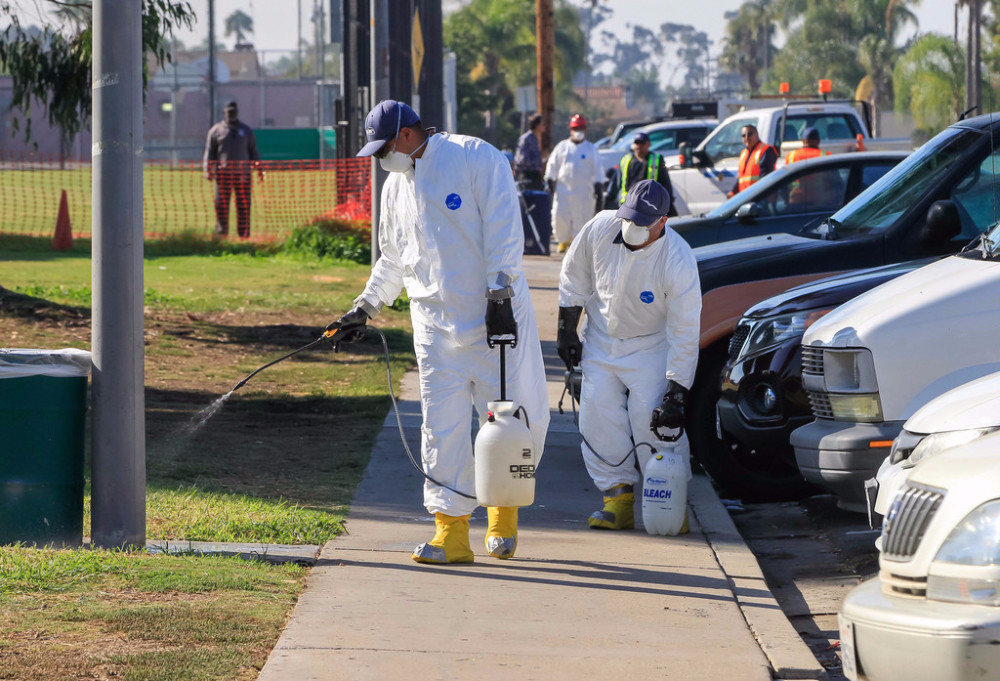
[678,142,691,168]
[920,200,961,246]
[692,149,711,168]
[736,202,763,222]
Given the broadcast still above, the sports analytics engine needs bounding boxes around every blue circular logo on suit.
[445,193,462,210]
[639,290,655,304]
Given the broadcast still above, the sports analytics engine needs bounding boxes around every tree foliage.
[894,34,967,137]
[765,0,916,97]
[443,0,585,146]
[0,0,195,145]
[720,1,776,93]
[224,9,254,47]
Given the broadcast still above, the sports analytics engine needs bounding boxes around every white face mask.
[621,219,650,246]
[378,106,428,173]
[570,130,586,142]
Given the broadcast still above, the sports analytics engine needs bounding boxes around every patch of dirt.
[0,285,89,322]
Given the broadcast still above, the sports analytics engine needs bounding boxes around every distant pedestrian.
[203,100,262,238]
[514,114,545,190]
[545,113,603,253]
[605,131,676,215]
[727,124,777,198]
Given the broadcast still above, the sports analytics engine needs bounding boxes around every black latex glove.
[594,182,604,213]
[556,306,583,370]
[325,306,369,351]
[485,298,518,347]
[547,179,557,194]
[650,379,688,431]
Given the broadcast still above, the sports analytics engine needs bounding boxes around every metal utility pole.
[91,0,146,549]
[208,0,217,126]
[535,0,554,154]
[298,0,304,79]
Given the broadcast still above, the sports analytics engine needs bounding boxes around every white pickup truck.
[670,101,912,215]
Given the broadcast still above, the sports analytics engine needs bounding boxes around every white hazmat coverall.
[559,210,701,491]
[545,138,602,244]
[356,132,550,516]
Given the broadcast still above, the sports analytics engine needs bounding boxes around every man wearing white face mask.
[557,179,701,531]
[326,100,549,564]
[545,113,603,253]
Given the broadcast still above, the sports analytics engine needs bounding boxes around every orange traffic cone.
[53,189,72,251]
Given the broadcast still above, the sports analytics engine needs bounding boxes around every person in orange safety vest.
[728,124,778,198]
[785,127,827,164]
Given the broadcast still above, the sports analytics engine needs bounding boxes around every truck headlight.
[932,500,1000,567]
[902,428,999,469]
[741,309,832,358]
[823,348,879,393]
[927,500,1000,605]
[828,394,883,422]
[889,429,924,465]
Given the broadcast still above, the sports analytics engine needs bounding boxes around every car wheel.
[688,343,817,502]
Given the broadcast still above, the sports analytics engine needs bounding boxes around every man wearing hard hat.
[545,114,604,253]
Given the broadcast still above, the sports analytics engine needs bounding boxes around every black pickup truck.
[687,112,1000,497]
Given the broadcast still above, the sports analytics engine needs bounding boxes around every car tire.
[688,342,817,502]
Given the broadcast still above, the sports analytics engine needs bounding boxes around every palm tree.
[224,10,254,48]
[720,1,776,93]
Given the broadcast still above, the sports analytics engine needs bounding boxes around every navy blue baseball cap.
[633,131,650,144]
[616,179,671,226]
[801,126,820,142]
[357,100,421,157]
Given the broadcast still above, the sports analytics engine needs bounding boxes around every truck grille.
[806,391,834,419]
[728,323,751,361]
[801,345,824,376]
[881,571,928,598]
[882,484,945,561]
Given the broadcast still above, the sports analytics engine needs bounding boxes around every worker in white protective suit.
[557,179,701,531]
[326,100,550,564]
[545,113,603,253]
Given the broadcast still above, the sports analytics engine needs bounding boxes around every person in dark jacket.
[604,132,676,216]
[203,100,262,238]
[513,114,544,190]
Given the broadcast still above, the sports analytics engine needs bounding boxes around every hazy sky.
[10,0,956,69]
[165,0,957,61]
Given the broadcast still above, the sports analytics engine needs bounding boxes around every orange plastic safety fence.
[0,154,371,241]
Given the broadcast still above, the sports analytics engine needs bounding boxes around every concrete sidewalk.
[257,255,819,681]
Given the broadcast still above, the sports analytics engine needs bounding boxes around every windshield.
[705,164,795,218]
[814,127,980,237]
[700,116,759,165]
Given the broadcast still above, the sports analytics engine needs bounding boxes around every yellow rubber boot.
[485,506,518,559]
[588,484,635,530]
[556,241,571,253]
[680,508,690,535]
[411,513,475,564]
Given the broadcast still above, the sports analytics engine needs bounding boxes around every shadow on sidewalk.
[313,554,778,605]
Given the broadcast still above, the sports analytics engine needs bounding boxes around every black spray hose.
[231,335,329,392]
[557,373,682,468]
[369,326,478,500]
[227,324,478,500]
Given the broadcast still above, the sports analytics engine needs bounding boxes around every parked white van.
[839,426,1000,680]
[791,155,1000,511]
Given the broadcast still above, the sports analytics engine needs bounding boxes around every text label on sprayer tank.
[509,464,535,479]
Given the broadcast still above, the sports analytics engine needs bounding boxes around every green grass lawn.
[0,165,343,239]
[0,243,414,679]
[1,546,305,680]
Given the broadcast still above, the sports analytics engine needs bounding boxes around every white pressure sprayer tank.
[474,400,536,507]
[642,440,688,536]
